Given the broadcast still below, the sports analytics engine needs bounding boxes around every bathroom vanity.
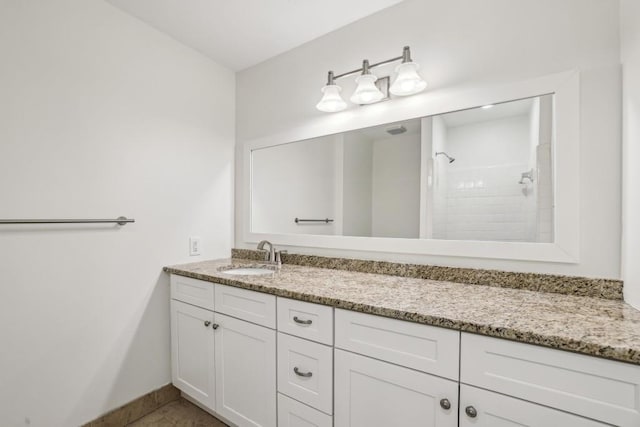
[165,257,640,427]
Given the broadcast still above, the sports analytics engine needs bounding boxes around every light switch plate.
[189,236,201,256]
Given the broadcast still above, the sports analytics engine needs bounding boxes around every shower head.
[435,152,455,163]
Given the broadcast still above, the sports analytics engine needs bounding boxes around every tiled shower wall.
[432,96,553,243]
[433,164,537,241]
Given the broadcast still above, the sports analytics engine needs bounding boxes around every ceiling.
[441,97,538,128]
[106,0,405,71]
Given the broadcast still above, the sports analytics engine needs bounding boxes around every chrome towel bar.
[0,216,134,226]
[294,218,334,224]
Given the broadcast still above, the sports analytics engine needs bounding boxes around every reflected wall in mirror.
[251,94,554,243]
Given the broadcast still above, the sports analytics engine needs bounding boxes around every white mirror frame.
[241,70,580,263]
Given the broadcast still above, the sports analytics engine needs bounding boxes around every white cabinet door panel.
[170,300,216,410]
[460,385,606,426]
[277,333,333,414]
[277,298,333,345]
[335,309,459,380]
[215,284,276,328]
[170,274,215,311]
[277,394,333,427]
[334,349,457,427]
[215,313,276,427]
[461,333,640,427]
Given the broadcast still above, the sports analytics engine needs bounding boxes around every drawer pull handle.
[212,323,219,330]
[204,321,211,327]
[465,406,477,418]
[439,398,451,410]
[293,367,312,378]
[293,316,312,325]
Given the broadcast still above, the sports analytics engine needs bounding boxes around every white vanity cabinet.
[334,309,460,427]
[170,274,640,427]
[459,385,606,426]
[170,275,277,427]
[276,298,335,426]
[334,349,458,427]
[461,333,640,427]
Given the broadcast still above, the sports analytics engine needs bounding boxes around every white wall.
[0,1,235,426]
[252,135,340,235]
[371,133,421,238]
[236,0,622,279]
[342,133,373,237]
[621,0,640,308]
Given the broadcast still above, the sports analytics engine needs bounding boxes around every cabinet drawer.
[277,298,333,345]
[334,349,458,427]
[459,384,605,426]
[278,393,332,427]
[461,333,640,427]
[278,333,333,415]
[214,283,276,329]
[335,309,459,380]
[170,275,214,311]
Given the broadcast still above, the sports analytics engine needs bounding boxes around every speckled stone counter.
[232,249,623,299]
[164,258,640,365]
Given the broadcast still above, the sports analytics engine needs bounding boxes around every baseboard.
[82,383,180,426]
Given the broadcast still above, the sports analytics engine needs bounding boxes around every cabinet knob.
[212,323,219,330]
[465,406,477,418]
[439,398,451,410]
[293,367,313,378]
[204,321,211,327]
[293,316,312,325]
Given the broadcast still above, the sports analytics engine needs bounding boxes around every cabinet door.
[460,385,606,427]
[215,313,276,427]
[334,349,457,427]
[170,300,216,410]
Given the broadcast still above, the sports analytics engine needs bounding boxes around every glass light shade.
[316,84,347,112]
[390,61,427,96]
[350,74,385,105]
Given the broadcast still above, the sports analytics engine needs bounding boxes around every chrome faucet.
[257,240,287,267]
[257,240,276,263]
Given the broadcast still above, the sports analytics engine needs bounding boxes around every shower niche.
[251,94,554,243]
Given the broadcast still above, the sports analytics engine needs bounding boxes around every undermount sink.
[220,266,275,276]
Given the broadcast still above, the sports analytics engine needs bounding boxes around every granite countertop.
[164,258,640,365]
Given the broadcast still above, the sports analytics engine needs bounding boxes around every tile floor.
[127,398,228,426]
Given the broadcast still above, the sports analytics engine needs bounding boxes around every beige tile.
[83,385,182,427]
[127,398,227,427]
[155,384,181,406]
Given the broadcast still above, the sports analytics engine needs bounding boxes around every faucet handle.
[275,250,288,265]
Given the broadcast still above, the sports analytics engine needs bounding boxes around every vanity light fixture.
[316,46,427,113]
[316,71,348,113]
[350,60,385,105]
[389,47,427,96]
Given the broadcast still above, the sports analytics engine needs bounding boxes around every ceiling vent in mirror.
[316,46,427,113]
[386,125,407,135]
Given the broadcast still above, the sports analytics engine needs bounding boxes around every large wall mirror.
[243,71,579,262]
[252,95,553,243]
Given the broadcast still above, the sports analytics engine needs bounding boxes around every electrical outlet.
[189,236,201,256]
